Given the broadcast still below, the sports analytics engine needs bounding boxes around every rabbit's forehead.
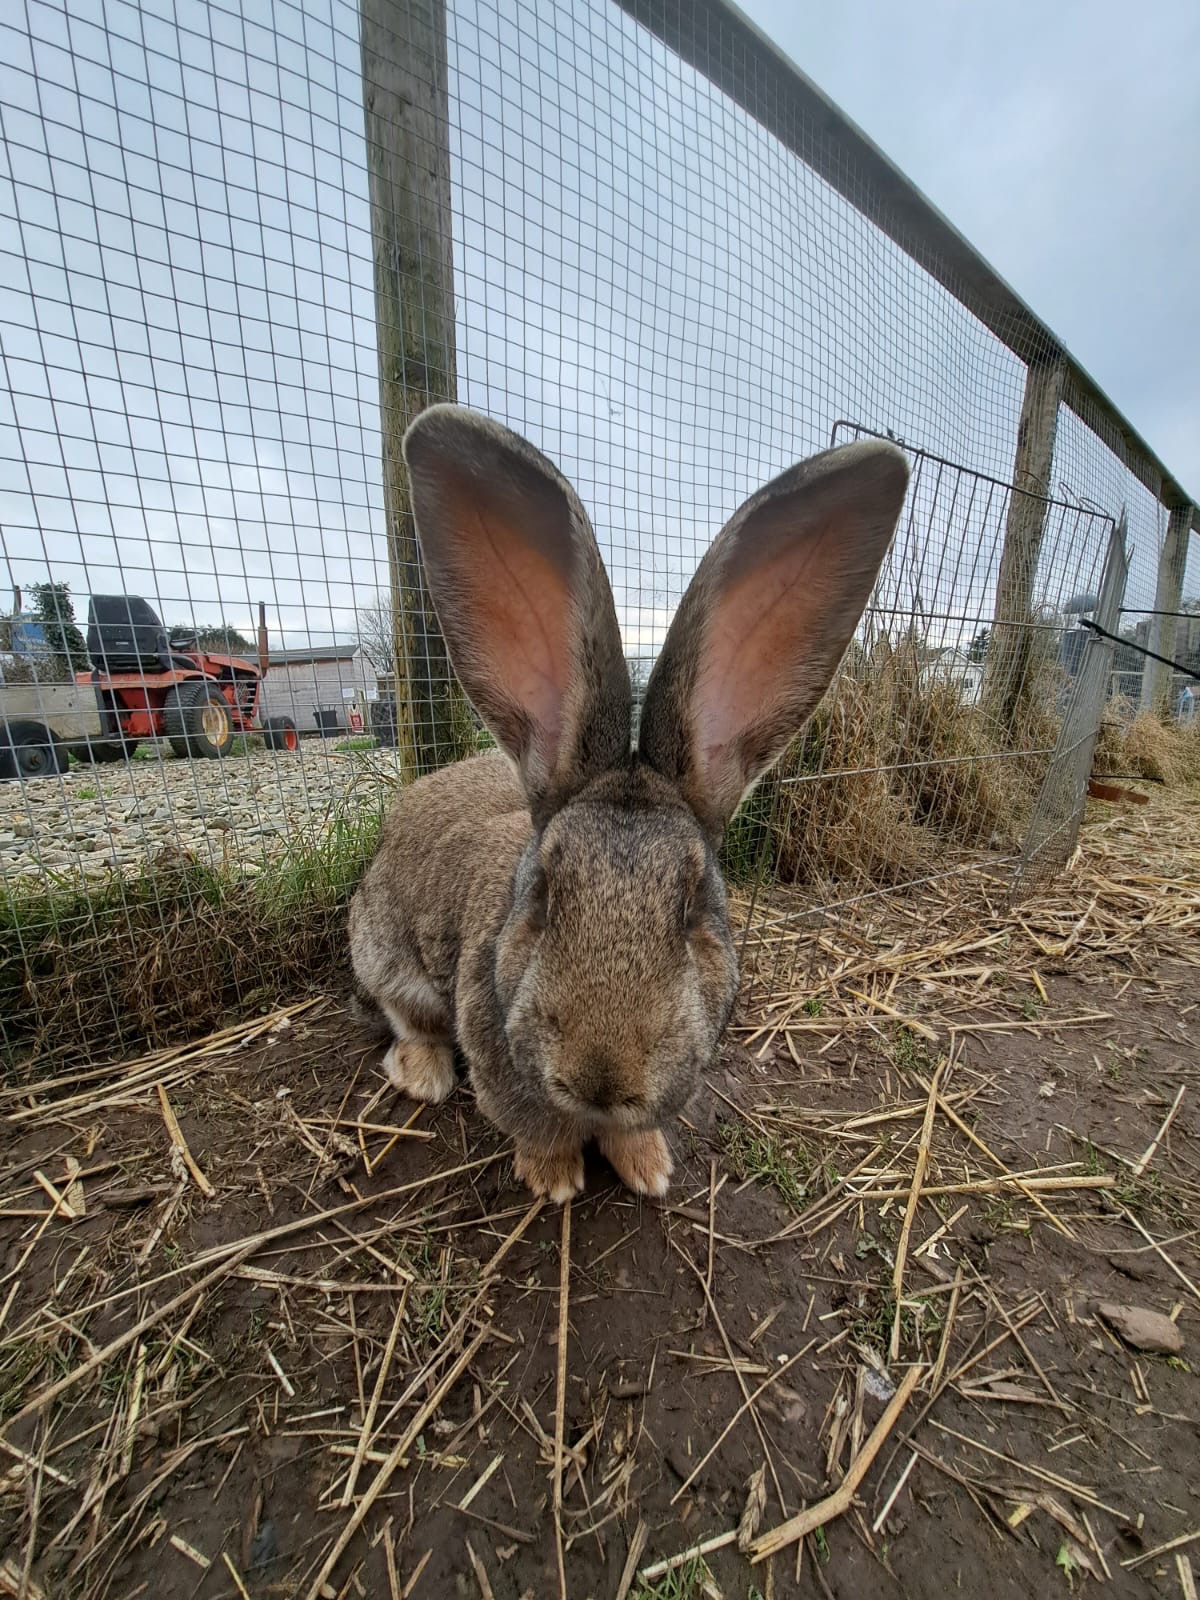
[539,804,706,881]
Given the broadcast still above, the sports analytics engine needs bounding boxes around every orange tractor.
[76,595,298,763]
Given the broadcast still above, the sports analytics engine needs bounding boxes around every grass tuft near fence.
[724,638,1064,892]
[1,799,385,1079]
[1092,702,1200,789]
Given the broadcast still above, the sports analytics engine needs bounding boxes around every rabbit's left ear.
[403,406,631,826]
[638,440,908,837]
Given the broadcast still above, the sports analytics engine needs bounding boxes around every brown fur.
[349,407,909,1201]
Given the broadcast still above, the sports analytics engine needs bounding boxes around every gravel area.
[0,741,403,886]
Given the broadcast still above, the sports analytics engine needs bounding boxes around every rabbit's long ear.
[638,440,908,837]
[403,406,631,824]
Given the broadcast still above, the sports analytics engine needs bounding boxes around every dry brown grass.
[729,638,1063,892]
[1092,701,1200,788]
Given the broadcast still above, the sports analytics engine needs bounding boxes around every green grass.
[403,1234,468,1352]
[719,1119,830,1211]
[1080,1141,1106,1178]
[852,1286,944,1354]
[719,787,776,885]
[981,1196,1030,1235]
[1,789,386,1077]
[335,735,379,753]
[632,1557,711,1599]
[889,1026,934,1076]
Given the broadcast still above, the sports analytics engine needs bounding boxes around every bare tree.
[356,591,396,673]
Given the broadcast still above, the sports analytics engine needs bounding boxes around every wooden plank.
[359,0,473,773]
[984,357,1066,731]
[1141,502,1195,714]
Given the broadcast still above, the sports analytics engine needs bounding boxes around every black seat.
[87,595,178,675]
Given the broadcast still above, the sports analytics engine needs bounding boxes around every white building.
[919,647,984,705]
[260,643,374,734]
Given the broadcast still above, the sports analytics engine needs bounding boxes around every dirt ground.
[2,789,1198,1600]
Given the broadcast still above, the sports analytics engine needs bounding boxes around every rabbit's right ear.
[403,406,631,826]
[639,440,908,838]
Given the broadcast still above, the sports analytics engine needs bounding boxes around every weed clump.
[1,798,385,1077]
[724,635,1059,894]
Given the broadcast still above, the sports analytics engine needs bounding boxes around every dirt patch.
[2,788,1198,1599]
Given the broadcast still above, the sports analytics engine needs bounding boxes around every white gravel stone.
[0,741,405,887]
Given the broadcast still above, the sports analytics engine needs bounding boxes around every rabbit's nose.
[575,1053,626,1112]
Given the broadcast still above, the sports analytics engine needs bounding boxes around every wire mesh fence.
[0,0,1195,1068]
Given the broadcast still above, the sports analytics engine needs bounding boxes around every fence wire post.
[1139,502,1195,716]
[983,355,1066,737]
[1015,515,1129,897]
[360,0,473,776]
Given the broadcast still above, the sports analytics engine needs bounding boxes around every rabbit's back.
[350,751,530,1002]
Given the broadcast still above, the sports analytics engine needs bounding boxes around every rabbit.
[348,406,908,1202]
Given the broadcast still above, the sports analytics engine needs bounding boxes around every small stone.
[1097,1302,1183,1354]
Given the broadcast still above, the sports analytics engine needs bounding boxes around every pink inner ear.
[461,509,571,750]
[692,534,833,769]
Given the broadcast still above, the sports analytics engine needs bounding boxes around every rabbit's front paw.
[598,1127,673,1198]
[513,1141,585,1205]
[382,1038,456,1103]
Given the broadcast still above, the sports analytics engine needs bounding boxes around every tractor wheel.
[162,682,234,759]
[0,720,67,781]
[263,715,299,753]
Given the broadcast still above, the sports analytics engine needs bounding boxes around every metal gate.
[736,423,1122,996]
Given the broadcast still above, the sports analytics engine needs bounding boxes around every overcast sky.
[0,0,1193,664]
[739,0,1200,505]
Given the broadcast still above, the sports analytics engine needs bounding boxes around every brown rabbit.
[348,408,908,1201]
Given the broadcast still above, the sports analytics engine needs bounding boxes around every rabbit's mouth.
[546,1074,654,1129]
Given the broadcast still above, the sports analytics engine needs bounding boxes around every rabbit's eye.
[683,882,706,932]
[527,868,549,929]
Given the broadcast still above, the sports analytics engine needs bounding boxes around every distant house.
[261,642,373,734]
[920,647,983,705]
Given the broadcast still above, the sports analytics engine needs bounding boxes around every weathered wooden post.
[360,0,473,774]
[983,355,1066,737]
[1140,501,1194,716]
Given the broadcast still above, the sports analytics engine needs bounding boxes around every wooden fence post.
[1139,502,1194,716]
[359,0,473,775]
[983,355,1066,737]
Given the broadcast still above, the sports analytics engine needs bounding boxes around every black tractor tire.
[162,682,234,759]
[263,715,299,753]
[0,720,67,781]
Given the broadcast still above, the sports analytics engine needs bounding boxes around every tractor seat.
[87,594,179,676]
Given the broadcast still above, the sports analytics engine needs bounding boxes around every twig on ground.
[749,1364,925,1562]
[1132,1085,1186,1177]
[890,1058,944,1360]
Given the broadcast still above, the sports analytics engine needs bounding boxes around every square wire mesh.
[0,0,1192,1065]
